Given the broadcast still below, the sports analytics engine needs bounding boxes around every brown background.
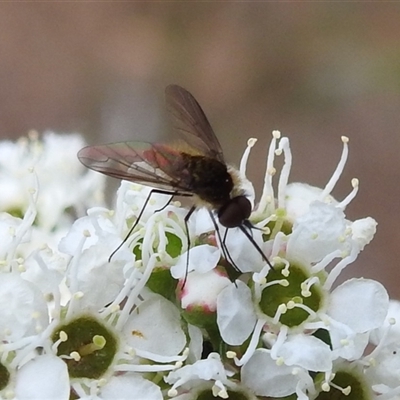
[1,4,399,298]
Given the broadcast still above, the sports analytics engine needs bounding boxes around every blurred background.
[0,3,399,297]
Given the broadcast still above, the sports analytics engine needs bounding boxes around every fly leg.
[109,188,192,261]
[208,211,242,273]
[181,205,196,287]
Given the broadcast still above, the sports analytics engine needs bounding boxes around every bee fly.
[78,84,273,279]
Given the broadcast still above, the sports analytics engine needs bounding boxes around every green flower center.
[315,370,373,400]
[52,315,117,379]
[0,362,10,391]
[259,262,323,327]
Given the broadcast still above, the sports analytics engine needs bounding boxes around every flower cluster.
[0,130,398,400]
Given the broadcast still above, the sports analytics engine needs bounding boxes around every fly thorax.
[182,154,233,205]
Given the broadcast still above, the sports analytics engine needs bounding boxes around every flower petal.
[171,244,220,279]
[242,349,300,397]
[287,201,346,264]
[328,278,389,333]
[123,295,186,357]
[15,355,69,400]
[217,281,257,345]
[100,374,163,400]
[276,334,332,372]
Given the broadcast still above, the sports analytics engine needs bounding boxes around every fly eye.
[218,196,251,228]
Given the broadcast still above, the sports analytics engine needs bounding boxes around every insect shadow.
[78,85,273,282]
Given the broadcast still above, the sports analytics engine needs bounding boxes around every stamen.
[321,382,331,392]
[301,276,320,297]
[258,131,280,213]
[140,217,157,265]
[270,325,288,360]
[65,233,89,320]
[6,181,38,267]
[253,254,280,283]
[364,317,395,361]
[212,381,228,399]
[280,258,291,277]
[234,318,267,366]
[320,136,349,200]
[253,274,267,286]
[28,129,39,141]
[366,357,376,367]
[286,301,317,319]
[115,363,177,373]
[272,304,288,325]
[276,356,285,366]
[258,277,289,292]
[9,319,60,369]
[324,248,358,290]
[102,266,139,320]
[51,330,68,353]
[270,232,287,259]
[337,178,359,209]
[135,347,188,364]
[240,138,257,176]
[70,351,81,361]
[311,250,342,273]
[295,369,317,399]
[157,223,167,253]
[330,381,351,395]
[276,137,292,209]
[116,254,157,330]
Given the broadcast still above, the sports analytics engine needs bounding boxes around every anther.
[247,138,257,147]
[70,351,81,361]
[321,382,330,392]
[272,130,281,139]
[276,356,284,366]
[168,388,178,397]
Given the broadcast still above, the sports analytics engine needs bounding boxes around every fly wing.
[165,84,225,163]
[78,141,193,194]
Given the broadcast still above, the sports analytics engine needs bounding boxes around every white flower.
[0,131,394,400]
[0,132,105,231]
[0,273,49,342]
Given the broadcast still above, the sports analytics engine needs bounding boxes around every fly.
[78,84,273,278]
